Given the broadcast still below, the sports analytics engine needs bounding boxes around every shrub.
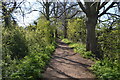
[91,59,120,80]
[62,39,95,60]
[2,27,28,59]
[97,29,120,60]
[92,26,120,80]
[11,50,53,79]
[2,27,28,79]
[2,17,56,79]
[62,38,72,44]
[67,18,86,43]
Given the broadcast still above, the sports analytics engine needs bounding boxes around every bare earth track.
[43,40,96,80]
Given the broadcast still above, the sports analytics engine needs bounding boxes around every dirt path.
[43,40,96,79]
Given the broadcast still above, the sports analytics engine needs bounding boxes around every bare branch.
[9,1,17,13]
[98,0,110,10]
[98,2,116,17]
[37,0,46,9]
[16,0,25,9]
[67,10,82,19]
[55,3,78,18]
[77,0,86,14]
[105,13,120,17]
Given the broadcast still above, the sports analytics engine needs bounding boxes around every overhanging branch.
[105,13,120,17]
[67,10,83,19]
[77,0,86,14]
[98,2,116,17]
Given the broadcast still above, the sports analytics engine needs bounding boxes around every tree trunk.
[86,16,98,54]
[45,2,50,20]
[64,20,67,38]
[4,15,11,27]
[2,2,11,27]
[55,29,58,42]
[63,2,67,38]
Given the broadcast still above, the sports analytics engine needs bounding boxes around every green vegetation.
[62,17,120,80]
[2,16,120,80]
[67,18,86,43]
[91,59,120,80]
[2,18,56,79]
[91,28,120,80]
[62,38,72,44]
[1,1,120,79]
[62,39,95,60]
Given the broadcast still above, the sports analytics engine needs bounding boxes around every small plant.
[68,41,95,60]
[62,38,72,44]
[11,51,52,80]
[91,59,120,80]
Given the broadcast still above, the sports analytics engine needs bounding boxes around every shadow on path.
[52,55,91,68]
[43,40,96,79]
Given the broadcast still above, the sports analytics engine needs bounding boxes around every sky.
[12,0,119,27]
[13,0,41,27]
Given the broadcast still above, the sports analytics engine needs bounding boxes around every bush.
[25,18,53,54]
[2,27,28,59]
[67,18,86,43]
[11,46,55,80]
[2,27,28,79]
[62,38,72,44]
[91,59,120,80]
[91,25,120,80]
[62,39,95,60]
[2,17,56,79]
[97,29,120,60]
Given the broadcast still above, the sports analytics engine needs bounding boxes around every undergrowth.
[62,39,95,60]
[62,38,120,80]
[2,18,56,80]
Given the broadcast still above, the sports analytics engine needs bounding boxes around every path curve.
[43,40,96,79]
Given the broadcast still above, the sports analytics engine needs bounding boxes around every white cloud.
[17,11,40,27]
[13,0,40,27]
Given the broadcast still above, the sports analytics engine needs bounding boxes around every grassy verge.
[62,38,120,80]
[62,38,95,61]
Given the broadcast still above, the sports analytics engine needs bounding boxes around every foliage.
[2,17,56,79]
[2,54,18,79]
[97,29,120,60]
[62,38,95,60]
[70,43,95,60]
[67,18,86,43]
[25,19,52,53]
[62,38,72,44]
[91,59,120,80]
[11,45,55,80]
[91,24,120,80]
[2,27,28,59]
[2,27,28,79]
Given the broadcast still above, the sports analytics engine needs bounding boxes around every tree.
[2,0,16,27]
[32,1,81,38]
[55,2,81,38]
[37,0,53,21]
[77,0,118,57]
[1,0,24,28]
